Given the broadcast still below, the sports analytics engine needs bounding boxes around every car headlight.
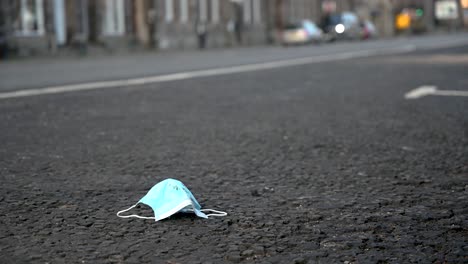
[335,24,345,34]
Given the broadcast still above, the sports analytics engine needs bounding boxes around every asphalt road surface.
[0,36,467,263]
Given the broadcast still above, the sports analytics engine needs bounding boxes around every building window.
[165,0,174,22]
[103,0,125,35]
[14,0,45,36]
[199,0,207,22]
[289,1,295,21]
[243,0,252,24]
[252,0,261,24]
[211,0,219,23]
[180,0,188,23]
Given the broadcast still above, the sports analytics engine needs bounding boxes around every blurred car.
[361,20,378,39]
[282,20,323,46]
[321,12,362,41]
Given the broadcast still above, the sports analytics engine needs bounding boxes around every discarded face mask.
[117,178,227,221]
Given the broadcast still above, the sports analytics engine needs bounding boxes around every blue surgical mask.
[117,178,227,221]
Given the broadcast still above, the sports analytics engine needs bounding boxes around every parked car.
[321,12,362,41]
[361,20,378,39]
[282,20,323,46]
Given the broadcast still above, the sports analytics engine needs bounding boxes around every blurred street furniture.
[463,0,468,27]
[361,20,379,39]
[396,11,411,32]
[354,0,394,38]
[395,8,427,34]
[435,0,462,32]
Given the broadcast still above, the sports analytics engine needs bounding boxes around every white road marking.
[433,90,468,97]
[405,86,468,99]
[404,86,438,99]
[0,46,418,100]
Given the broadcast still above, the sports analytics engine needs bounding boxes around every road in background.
[1,33,468,92]
[0,38,467,263]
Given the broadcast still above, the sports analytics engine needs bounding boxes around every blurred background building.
[0,0,466,58]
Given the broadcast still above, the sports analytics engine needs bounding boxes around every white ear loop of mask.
[116,203,155,220]
[117,204,227,219]
[182,208,227,218]
[200,209,228,217]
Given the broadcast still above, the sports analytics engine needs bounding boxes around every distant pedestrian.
[234,19,242,45]
[0,29,8,60]
[196,20,207,49]
[233,3,243,45]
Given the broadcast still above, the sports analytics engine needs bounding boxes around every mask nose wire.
[116,202,156,220]
[200,209,228,217]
